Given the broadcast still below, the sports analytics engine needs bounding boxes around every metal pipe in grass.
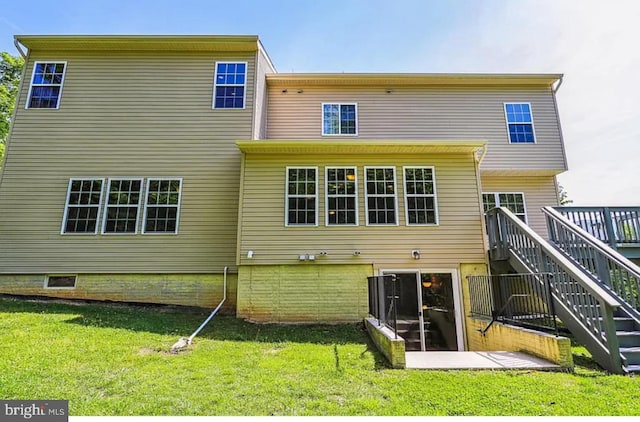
[171,266,228,352]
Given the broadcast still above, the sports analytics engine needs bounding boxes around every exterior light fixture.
[247,250,254,259]
[412,250,421,260]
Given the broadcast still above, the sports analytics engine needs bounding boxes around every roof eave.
[14,35,261,52]
[266,73,562,87]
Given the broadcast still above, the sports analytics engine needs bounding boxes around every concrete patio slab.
[405,351,562,370]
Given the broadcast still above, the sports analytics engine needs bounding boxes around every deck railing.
[367,274,398,337]
[553,206,640,247]
[544,206,640,320]
[486,207,623,373]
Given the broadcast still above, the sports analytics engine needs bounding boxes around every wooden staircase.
[487,206,640,374]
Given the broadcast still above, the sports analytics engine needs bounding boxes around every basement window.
[45,275,77,289]
[27,62,67,109]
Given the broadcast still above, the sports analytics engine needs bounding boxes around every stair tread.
[625,365,640,373]
[617,331,640,336]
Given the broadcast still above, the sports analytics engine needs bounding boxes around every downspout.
[14,38,27,59]
[171,266,228,351]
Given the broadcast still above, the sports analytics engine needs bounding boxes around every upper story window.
[143,179,183,234]
[61,178,104,234]
[365,167,398,225]
[404,167,438,225]
[482,192,527,223]
[27,62,67,109]
[322,103,357,135]
[213,62,246,109]
[504,103,535,143]
[326,167,358,226]
[102,178,143,234]
[286,167,317,226]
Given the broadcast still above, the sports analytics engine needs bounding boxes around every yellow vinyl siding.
[266,85,566,174]
[480,175,559,236]
[238,152,486,267]
[252,46,275,140]
[0,50,256,273]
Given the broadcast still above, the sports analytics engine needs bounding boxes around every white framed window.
[61,178,105,234]
[326,167,358,226]
[504,103,536,143]
[322,103,357,135]
[102,178,143,234]
[26,61,67,109]
[286,167,318,226]
[365,167,398,226]
[44,275,77,289]
[404,166,438,225]
[213,62,247,109]
[142,178,183,234]
[482,192,527,223]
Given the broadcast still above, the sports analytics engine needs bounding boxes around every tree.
[0,52,25,164]
[559,184,573,206]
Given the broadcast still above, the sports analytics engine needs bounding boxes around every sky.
[1,0,639,205]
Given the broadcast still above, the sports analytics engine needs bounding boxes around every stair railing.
[543,206,640,321]
[487,207,623,373]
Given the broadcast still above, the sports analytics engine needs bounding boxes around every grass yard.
[0,296,639,416]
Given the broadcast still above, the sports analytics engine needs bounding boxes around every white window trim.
[212,61,248,110]
[364,166,399,226]
[285,166,319,227]
[101,177,144,235]
[321,103,359,136]
[403,166,439,226]
[26,61,68,110]
[44,274,77,290]
[325,166,359,226]
[60,177,105,235]
[142,177,183,235]
[503,102,537,144]
[483,191,528,223]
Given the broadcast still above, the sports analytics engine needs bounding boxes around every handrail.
[487,206,623,373]
[479,293,529,336]
[553,206,640,245]
[489,207,620,306]
[543,206,640,319]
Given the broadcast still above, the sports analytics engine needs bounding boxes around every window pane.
[404,168,437,225]
[366,168,396,225]
[103,179,142,234]
[286,168,317,225]
[143,179,181,233]
[326,167,357,225]
[63,179,103,234]
[29,62,65,109]
[213,62,246,109]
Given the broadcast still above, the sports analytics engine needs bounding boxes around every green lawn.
[0,297,638,416]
